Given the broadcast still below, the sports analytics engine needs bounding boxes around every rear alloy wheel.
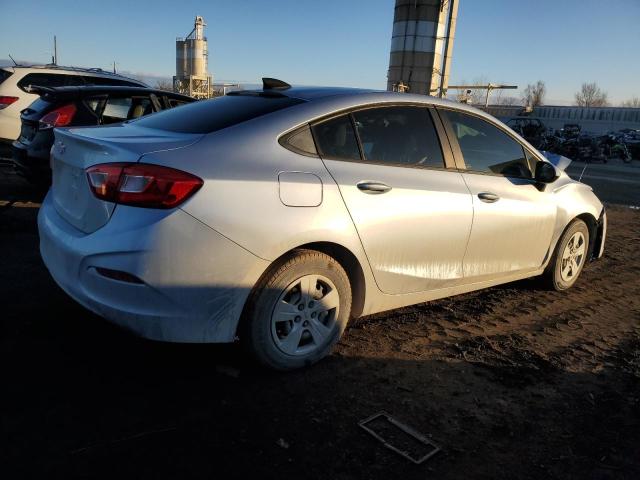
[244,250,351,370]
[544,219,590,291]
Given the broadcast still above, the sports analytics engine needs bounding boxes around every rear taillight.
[86,163,203,209]
[0,96,19,110]
[39,103,77,129]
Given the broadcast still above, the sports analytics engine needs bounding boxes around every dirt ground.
[1,169,639,479]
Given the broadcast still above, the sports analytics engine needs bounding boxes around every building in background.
[387,0,458,97]
[174,16,212,99]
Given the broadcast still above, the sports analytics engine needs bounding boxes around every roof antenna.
[8,54,18,66]
[53,35,58,65]
[262,77,291,90]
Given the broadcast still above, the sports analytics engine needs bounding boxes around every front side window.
[352,106,444,168]
[311,115,360,161]
[444,110,532,178]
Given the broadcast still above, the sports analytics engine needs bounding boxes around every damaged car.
[38,79,607,370]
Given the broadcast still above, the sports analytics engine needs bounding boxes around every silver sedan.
[38,79,606,370]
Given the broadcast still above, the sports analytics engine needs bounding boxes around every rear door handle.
[357,181,392,194]
[478,192,500,203]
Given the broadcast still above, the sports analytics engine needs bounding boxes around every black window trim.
[435,106,541,181]
[307,102,456,172]
[278,124,319,158]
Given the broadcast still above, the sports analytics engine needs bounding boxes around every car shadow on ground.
[2,182,639,479]
[2,261,639,479]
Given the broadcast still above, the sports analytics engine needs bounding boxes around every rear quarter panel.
[140,102,382,312]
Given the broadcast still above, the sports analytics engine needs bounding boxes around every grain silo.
[173,16,212,99]
[387,0,458,96]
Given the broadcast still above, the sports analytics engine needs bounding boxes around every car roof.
[1,64,145,85]
[233,84,472,110]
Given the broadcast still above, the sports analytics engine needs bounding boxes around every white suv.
[0,65,146,149]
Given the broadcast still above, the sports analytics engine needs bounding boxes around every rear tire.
[243,249,351,370]
[543,219,589,291]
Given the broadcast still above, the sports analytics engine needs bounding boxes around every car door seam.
[317,156,385,294]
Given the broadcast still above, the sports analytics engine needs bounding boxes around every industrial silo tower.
[174,16,212,99]
[387,0,458,96]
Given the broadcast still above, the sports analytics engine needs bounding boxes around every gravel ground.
[1,166,639,479]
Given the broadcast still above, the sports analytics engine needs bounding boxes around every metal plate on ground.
[359,411,440,464]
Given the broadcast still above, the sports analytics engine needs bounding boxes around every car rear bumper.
[38,192,269,343]
[12,141,51,182]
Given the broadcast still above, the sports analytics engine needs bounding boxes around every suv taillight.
[0,96,19,110]
[39,103,77,129]
[86,163,203,209]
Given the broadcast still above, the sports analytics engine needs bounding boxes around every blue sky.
[1,0,638,105]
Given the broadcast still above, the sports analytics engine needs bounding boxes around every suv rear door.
[313,105,473,294]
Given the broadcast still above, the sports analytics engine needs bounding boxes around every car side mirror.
[535,161,558,184]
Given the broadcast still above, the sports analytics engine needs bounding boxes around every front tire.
[243,250,352,370]
[544,219,590,291]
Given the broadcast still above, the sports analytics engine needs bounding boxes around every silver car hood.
[541,151,572,171]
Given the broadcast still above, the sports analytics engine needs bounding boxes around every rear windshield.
[84,76,142,87]
[132,94,304,134]
[0,69,13,85]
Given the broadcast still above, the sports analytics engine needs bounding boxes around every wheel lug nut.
[308,301,314,308]
[303,321,309,327]
[295,316,301,323]
[311,312,316,318]
[298,304,305,311]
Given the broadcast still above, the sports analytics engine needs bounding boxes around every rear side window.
[18,73,67,90]
[279,125,317,156]
[444,110,532,178]
[352,106,444,168]
[17,73,88,91]
[311,115,360,161]
[0,69,13,85]
[133,94,304,133]
[84,76,142,87]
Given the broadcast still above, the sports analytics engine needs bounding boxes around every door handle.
[478,192,500,203]
[357,181,392,194]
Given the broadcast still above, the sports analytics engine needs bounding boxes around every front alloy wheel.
[545,219,590,291]
[560,231,586,283]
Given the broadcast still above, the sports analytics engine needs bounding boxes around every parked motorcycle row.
[509,120,639,164]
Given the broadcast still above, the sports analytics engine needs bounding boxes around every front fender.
[545,176,604,266]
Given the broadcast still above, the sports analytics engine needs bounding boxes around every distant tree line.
[493,79,637,109]
[154,79,174,92]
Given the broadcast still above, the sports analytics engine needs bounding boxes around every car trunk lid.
[51,124,203,233]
